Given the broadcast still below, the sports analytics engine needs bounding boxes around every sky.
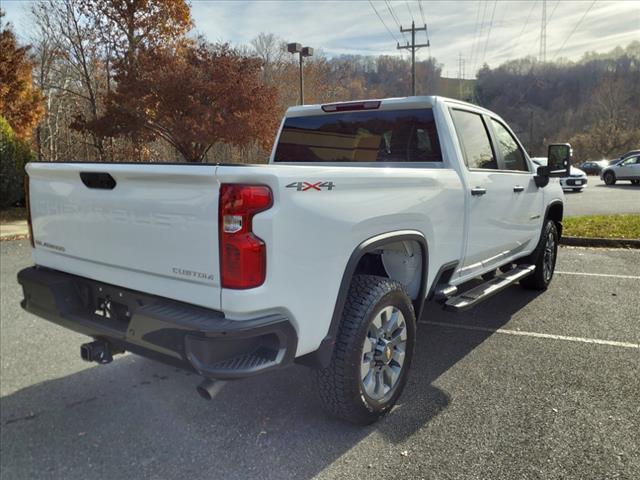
[3,0,639,78]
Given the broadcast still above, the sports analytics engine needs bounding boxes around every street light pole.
[288,43,314,105]
[298,51,304,105]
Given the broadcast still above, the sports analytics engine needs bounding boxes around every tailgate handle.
[80,172,116,190]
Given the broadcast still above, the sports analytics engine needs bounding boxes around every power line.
[417,0,426,26]
[480,0,497,68]
[369,0,400,43]
[417,0,431,57]
[547,0,561,24]
[470,0,489,75]
[385,0,408,42]
[540,0,547,62]
[508,0,538,59]
[468,1,483,73]
[405,1,415,22]
[553,0,597,60]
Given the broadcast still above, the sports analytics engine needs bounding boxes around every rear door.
[27,163,222,310]
[450,108,514,277]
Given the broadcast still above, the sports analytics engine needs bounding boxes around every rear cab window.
[273,109,442,163]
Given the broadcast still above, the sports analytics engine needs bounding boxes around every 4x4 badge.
[286,181,335,191]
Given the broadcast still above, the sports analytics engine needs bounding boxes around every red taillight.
[219,184,273,289]
[24,173,35,247]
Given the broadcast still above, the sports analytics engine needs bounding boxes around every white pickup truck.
[18,96,570,424]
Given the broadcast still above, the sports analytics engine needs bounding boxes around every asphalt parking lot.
[563,176,639,217]
[1,240,639,480]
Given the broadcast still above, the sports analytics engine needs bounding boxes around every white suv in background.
[532,157,588,192]
[600,154,640,185]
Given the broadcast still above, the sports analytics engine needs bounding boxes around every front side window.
[273,109,442,163]
[451,109,496,169]
[490,119,528,172]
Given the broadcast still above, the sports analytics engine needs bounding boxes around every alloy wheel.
[542,231,556,282]
[360,305,407,402]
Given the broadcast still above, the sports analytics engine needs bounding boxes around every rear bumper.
[17,266,297,379]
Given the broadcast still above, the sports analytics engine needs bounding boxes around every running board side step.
[444,265,535,312]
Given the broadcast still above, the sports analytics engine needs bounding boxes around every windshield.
[273,108,442,163]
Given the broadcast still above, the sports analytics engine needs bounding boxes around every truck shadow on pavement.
[0,287,542,480]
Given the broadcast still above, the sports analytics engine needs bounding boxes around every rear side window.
[450,109,497,169]
[273,109,442,163]
[490,119,528,172]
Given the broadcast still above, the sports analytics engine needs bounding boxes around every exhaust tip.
[196,384,213,400]
[197,378,224,400]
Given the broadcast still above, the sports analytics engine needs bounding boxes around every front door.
[617,155,640,179]
[487,117,543,255]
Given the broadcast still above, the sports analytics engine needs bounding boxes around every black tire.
[632,180,640,185]
[572,188,583,192]
[520,219,559,290]
[313,275,416,425]
[604,171,616,185]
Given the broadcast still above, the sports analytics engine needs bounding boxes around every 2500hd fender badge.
[286,181,335,191]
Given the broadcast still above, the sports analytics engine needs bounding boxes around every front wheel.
[520,219,559,290]
[314,275,416,425]
[604,171,616,185]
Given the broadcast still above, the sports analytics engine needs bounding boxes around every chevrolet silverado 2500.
[18,96,571,424]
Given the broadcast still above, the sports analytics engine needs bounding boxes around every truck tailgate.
[26,163,221,310]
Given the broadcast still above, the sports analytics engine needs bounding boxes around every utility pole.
[539,0,547,63]
[458,53,463,100]
[529,109,534,150]
[397,21,429,96]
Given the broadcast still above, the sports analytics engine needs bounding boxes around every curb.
[561,236,640,249]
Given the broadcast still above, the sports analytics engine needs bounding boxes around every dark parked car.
[579,160,609,175]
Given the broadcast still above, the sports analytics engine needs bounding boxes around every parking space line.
[419,321,640,349]
[556,271,640,280]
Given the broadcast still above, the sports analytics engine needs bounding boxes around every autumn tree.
[72,0,193,159]
[0,11,44,138]
[94,40,278,162]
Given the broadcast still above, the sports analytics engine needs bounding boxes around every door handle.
[513,185,525,193]
[471,187,487,196]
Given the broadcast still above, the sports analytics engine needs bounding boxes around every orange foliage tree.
[0,12,44,138]
[75,0,192,158]
[92,41,279,162]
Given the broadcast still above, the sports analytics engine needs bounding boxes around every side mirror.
[547,143,572,177]
[534,143,572,188]
[534,166,550,187]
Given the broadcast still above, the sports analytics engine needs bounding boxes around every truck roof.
[284,96,491,118]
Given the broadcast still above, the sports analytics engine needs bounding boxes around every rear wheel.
[604,171,616,185]
[572,188,583,192]
[314,275,416,425]
[520,219,559,290]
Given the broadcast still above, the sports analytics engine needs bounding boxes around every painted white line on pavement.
[555,271,640,280]
[419,321,640,349]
